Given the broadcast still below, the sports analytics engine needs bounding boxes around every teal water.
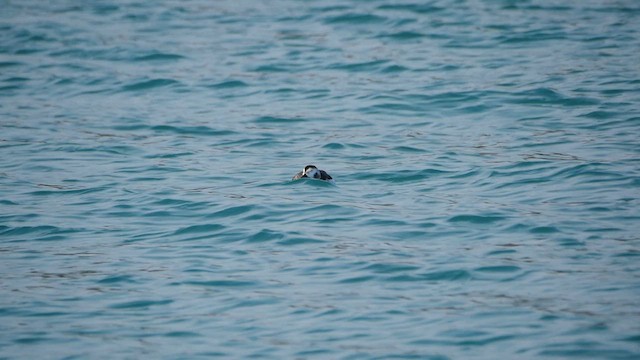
[1,1,639,359]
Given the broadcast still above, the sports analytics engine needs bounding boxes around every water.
[1,0,639,358]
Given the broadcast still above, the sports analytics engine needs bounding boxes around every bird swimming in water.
[292,165,333,181]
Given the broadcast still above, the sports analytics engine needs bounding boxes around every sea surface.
[1,1,639,359]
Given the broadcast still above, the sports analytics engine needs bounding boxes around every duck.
[292,165,333,181]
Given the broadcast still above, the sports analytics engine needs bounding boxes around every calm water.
[1,1,639,359]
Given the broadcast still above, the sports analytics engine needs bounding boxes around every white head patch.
[305,167,319,178]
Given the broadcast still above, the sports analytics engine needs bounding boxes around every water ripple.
[1,0,639,359]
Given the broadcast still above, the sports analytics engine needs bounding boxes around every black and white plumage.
[292,165,333,181]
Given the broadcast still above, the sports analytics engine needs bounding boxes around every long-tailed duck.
[292,165,333,181]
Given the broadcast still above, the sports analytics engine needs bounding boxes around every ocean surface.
[1,1,639,359]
